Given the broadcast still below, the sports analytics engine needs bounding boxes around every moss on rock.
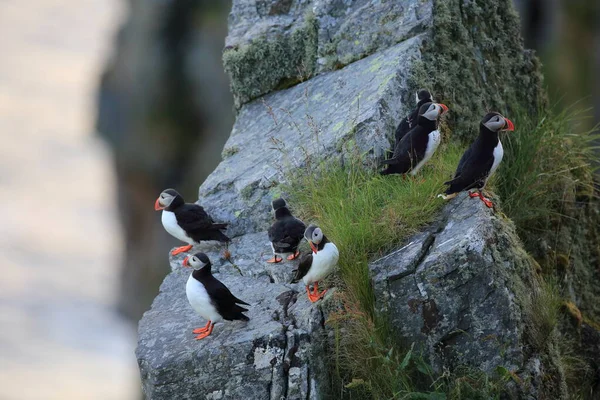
[409,0,546,143]
[223,12,318,109]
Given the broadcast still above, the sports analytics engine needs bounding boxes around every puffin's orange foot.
[193,321,211,334]
[171,245,193,255]
[468,191,480,199]
[307,292,320,303]
[306,286,319,303]
[194,323,214,340]
[267,256,283,263]
[287,251,300,261]
[480,196,494,208]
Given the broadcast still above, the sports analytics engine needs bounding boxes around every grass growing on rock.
[496,105,598,260]
[287,144,463,398]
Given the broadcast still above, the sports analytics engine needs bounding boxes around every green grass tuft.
[286,144,463,398]
[495,104,598,258]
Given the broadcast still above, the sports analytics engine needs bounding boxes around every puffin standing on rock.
[439,112,515,208]
[183,252,249,340]
[394,89,433,145]
[292,225,339,303]
[381,102,449,176]
[267,198,306,263]
[155,189,230,255]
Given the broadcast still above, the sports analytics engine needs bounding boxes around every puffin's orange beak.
[154,198,164,211]
[309,241,318,254]
[439,103,449,114]
[183,257,190,267]
[504,118,515,132]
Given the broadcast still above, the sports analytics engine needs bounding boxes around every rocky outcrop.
[223,0,432,107]
[371,193,535,375]
[137,0,549,398]
[136,236,330,400]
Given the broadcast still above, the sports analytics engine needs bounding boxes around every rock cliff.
[136,0,555,399]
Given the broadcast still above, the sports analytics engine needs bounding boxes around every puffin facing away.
[394,89,433,145]
[183,253,249,340]
[439,112,515,208]
[292,225,339,303]
[155,189,230,255]
[381,102,448,176]
[267,198,307,263]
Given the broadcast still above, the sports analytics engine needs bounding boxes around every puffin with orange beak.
[291,225,339,303]
[439,112,515,208]
[381,102,449,176]
[154,189,230,256]
[182,252,249,340]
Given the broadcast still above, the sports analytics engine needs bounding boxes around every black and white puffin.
[291,225,339,303]
[439,112,515,208]
[393,89,433,145]
[183,252,249,340]
[381,102,449,176]
[267,198,307,263]
[154,189,230,255]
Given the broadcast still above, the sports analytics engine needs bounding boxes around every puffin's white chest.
[161,210,192,244]
[486,140,504,182]
[410,130,441,175]
[186,274,222,323]
[303,242,339,285]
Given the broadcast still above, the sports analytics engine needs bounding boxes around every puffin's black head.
[272,198,287,211]
[183,252,211,270]
[155,188,184,211]
[418,102,449,121]
[416,89,432,103]
[304,224,324,254]
[481,112,515,133]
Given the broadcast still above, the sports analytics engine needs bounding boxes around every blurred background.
[0,0,597,399]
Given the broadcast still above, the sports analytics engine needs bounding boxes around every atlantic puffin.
[393,89,433,145]
[291,225,339,303]
[183,252,249,340]
[266,198,306,263]
[154,189,230,255]
[439,112,515,208]
[381,102,449,176]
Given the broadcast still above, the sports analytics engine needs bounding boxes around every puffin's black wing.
[176,204,230,242]
[394,116,411,145]
[291,253,312,283]
[268,218,306,251]
[381,127,427,174]
[444,144,494,194]
[206,277,250,321]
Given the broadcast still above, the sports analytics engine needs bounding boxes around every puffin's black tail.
[380,158,398,166]
[234,296,250,306]
[212,229,231,243]
[236,313,250,321]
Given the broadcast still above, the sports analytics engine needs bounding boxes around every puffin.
[267,198,307,263]
[439,112,515,208]
[154,189,230,255]
[183,252,249,340]
[291,225,339,303]
[381,102,449,176]
[393,89,433,145]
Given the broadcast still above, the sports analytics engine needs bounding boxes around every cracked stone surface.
[203,35,424,237]
[371,192,536,374]
[225,0,432,105]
